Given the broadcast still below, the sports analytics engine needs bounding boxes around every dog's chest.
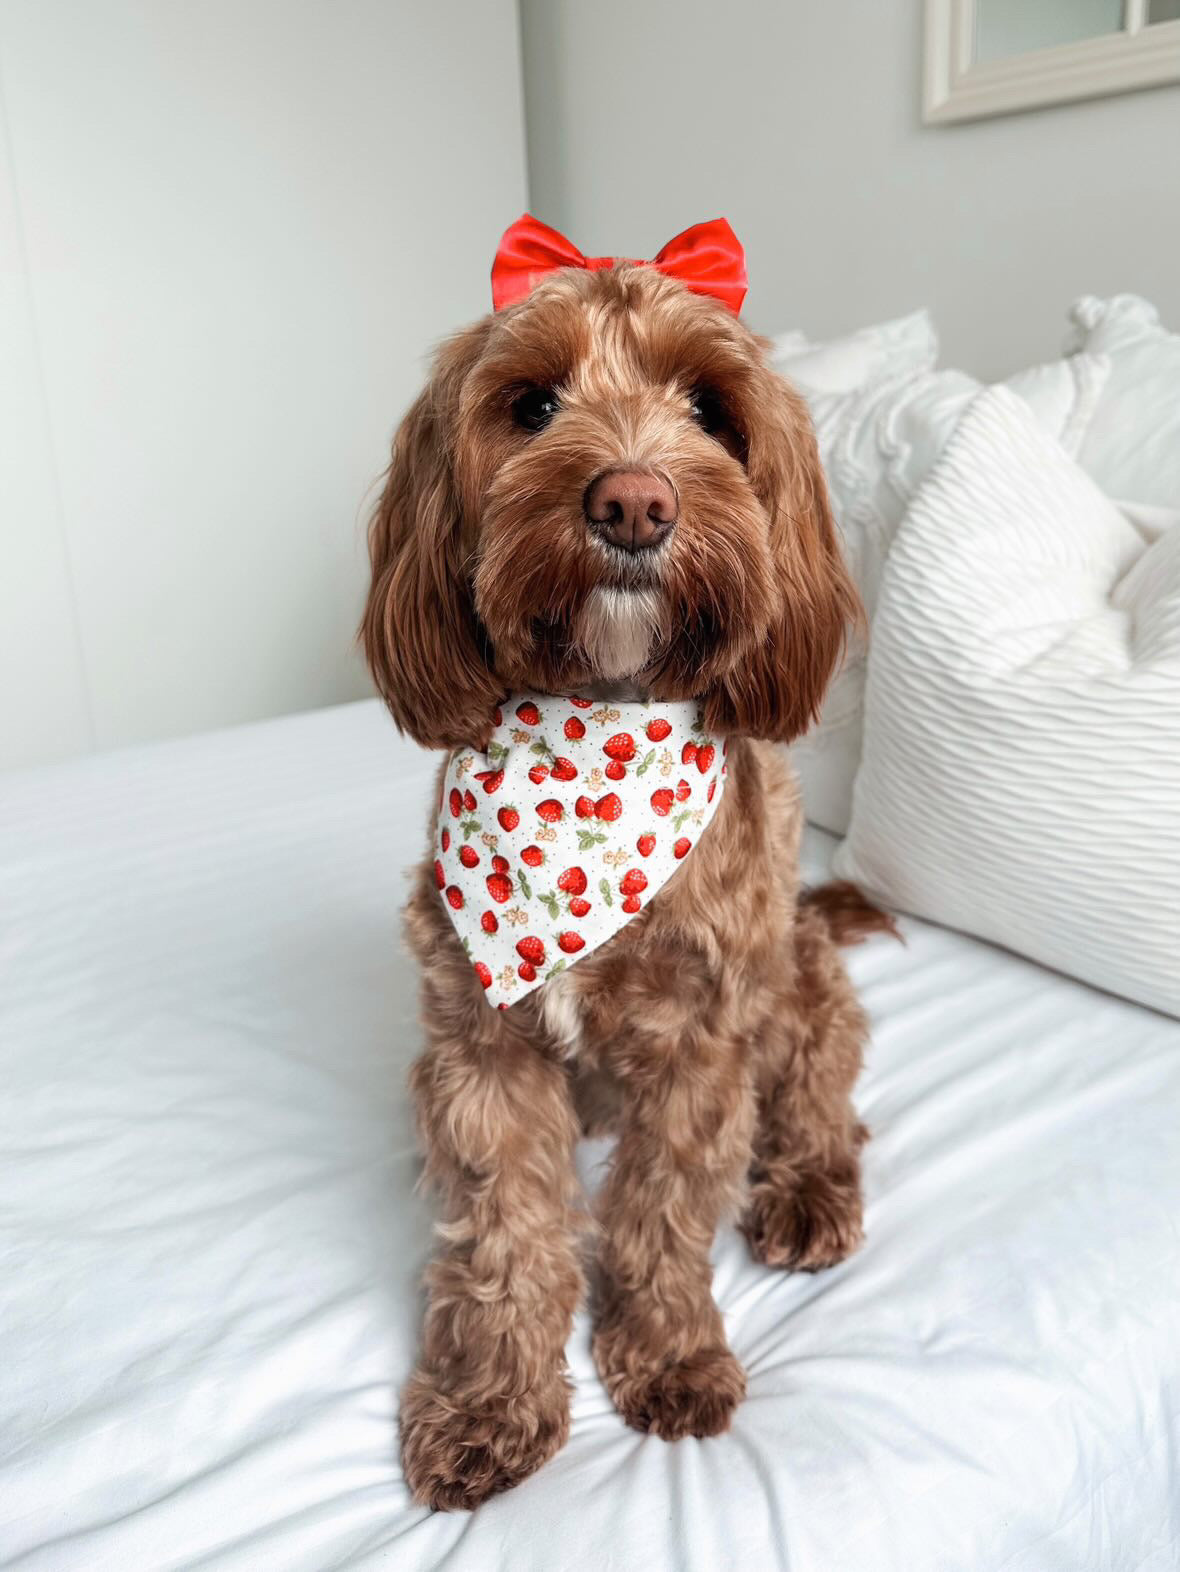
[537,968,586,1058]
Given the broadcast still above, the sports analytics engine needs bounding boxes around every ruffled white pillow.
[834,387,1180,1018]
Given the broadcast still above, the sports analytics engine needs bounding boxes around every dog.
[362,219,893,1511]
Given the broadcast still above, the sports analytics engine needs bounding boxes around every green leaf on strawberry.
[545,958,568,979]
[672,809,693,830]
[519,868,533,900]
[539,890,560,920]
[636,749,655,776]
[577,829,607,851]
[598,877,613,908]
[460,816,481,839]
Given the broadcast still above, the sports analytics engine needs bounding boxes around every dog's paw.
[400,1367,570,1511]
[600,1343,746,1440]
[741,1167,864,1271]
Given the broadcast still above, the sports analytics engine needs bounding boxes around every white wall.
[0,0,527,769]
[519,0,1180,379]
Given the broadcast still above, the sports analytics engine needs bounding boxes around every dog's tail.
[799,880,902,947]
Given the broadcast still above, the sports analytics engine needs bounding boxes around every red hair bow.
[491,213,747,315]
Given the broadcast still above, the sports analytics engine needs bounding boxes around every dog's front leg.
[592,1031,755,1440]
[400,1016,583,1510]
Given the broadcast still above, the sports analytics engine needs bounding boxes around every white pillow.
[834,386,1180,1019]
[771,313,939,833]
[1065,294,1180,508]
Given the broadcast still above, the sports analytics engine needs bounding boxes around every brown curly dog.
[362,258,894,1511]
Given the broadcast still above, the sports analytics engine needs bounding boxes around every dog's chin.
[572,585,664,686]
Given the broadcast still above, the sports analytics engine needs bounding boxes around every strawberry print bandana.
[434,694,728,1008]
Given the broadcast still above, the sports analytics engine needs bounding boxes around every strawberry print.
[516,936,546,966]
[435,694,726,1007]
[492,707,502,727]
[486,872,513,903]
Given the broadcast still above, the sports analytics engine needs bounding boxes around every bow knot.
[491,214,747,315]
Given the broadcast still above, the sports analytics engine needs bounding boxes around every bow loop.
[491,214,746,315]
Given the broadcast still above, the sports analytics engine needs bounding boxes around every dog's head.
[362,264,857,749]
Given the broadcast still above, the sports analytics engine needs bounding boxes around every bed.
[2,699,1177,1571]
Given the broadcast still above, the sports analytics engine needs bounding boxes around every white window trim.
[923,0,1180,124]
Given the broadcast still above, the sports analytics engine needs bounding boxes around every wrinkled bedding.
[1,701,1177,1571]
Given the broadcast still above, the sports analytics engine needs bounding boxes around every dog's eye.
[512,386,561,432]
[688,387,730,437]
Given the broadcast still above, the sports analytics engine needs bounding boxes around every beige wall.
[519,0,1179,379]
[0,0,526,769]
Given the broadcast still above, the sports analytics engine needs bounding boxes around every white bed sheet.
[1,700,1177,1572]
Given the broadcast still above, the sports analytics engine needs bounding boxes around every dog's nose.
[585,469,677,552]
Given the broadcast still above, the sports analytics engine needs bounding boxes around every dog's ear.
[361,321,503,749]
[704,368,860,744]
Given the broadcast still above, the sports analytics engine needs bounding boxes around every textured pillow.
[834,386,1180,1018]
[1065,294,1180,508]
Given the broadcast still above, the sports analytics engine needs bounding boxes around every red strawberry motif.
[695,744,715,774]
[707,779,717,803]
[493,706,502,726]
[448,788,462,818]
[675,778,692,802]
[518,960,537,982]
[441,828,451,853]
[557,866,587,895]
[650,789,674,816]
[550,756,578,781]
[621,894,641,914]
[521,844,544,867]
[474,961,492,989]
[603,733,636,763]
[595,793,622,822]
[568,896,591,918]
[681,740,698,766]
[569,696,593,709]
[528,763,550,784]
[516,936,546,966]
[492,854,510,874]
[445,885,463,910]
[481,770,505,794]
[481,911,499,934]
[515,701,541,725]
[557,931,585,954]
[463,788,477,812]
[486,872,513,903]
[645,717,672,742]
[564,716,586,741]
[673,837,691,859]
[619,869,648,897]
[575,795,596,818]
[604,760,626,781]
[459,845,479,868]
[536,799,563,823]
[498,805,520,832]
[637,832,656,857]
[433,860,446,889]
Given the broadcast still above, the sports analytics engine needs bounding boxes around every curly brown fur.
[363,262,889,1510]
